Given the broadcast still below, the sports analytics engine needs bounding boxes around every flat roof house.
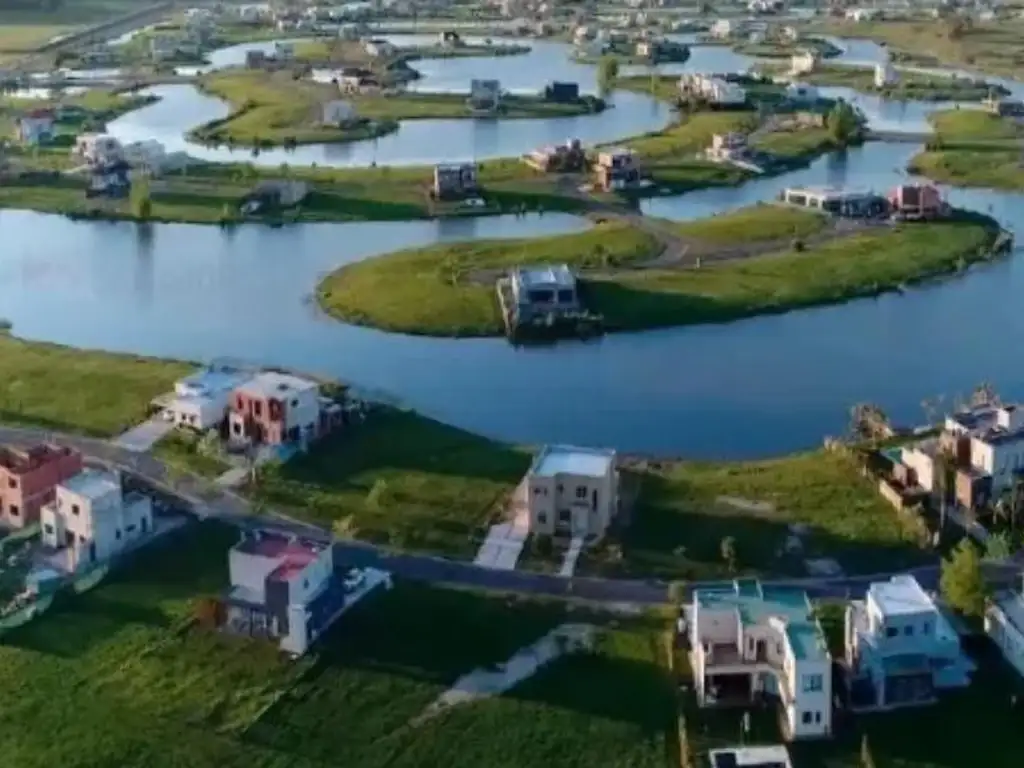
[40,469,153,572]
[844,574,975,710]
[17,108,55,145]
[525,445,618,541]
[987,576,1024,680]
[228,371,335,448]
[432,162,479,200]
[224,529,392,656]
[510,264,579,319]
[690,579,832,740]
[162,365,254,431]
[781,186,886,218]
[0,444,83,529]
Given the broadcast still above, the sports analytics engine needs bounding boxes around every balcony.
[704,642,774,668]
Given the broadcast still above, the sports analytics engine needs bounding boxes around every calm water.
[7,36,1024,458]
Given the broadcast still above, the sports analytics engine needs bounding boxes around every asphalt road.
[1,423,1019,606]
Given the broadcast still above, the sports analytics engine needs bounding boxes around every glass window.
[886,626,898,638]
[8,504,18,517]
[7,478,16,489]
[575,486,588,499]
[72,504,80,516]
[802,711,812,725]
[803,674,823,693]
[904,625,914,636]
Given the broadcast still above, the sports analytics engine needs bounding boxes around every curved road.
[1,423,1018,605]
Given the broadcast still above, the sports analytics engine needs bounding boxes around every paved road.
[2,423,1020,606]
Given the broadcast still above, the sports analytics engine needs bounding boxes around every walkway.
[473,482,529,571]
[559,536,584,577]
[112,416,173,452]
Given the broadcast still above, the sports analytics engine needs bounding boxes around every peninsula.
[908,108,1024,190]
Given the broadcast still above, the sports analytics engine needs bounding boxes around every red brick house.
[0,444,83,529]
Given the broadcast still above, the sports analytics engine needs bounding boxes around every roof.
[177,366,251,397]
[694,579,827,662]
[868,574,935,617]
[0,444,76,474]
[233,530,325,579]
[530,444,616,478]
[62,469,121,500]
[709,745,792,768]
[513,264,576,289]
[236,371,319,400]
[23,108,54,120]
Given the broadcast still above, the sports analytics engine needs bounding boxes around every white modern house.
[163,365,254,431]
[17,109,55,145]
[690,580,832,740]
[790,51,818,76]
[321,99,356,125]
[709,745,793,768]
[844,575,974,710]
[874,61,898,88]
[73,133,124,166]
[524,445,618,540]
[987,578,1024,679]
[40,469,153,572]
[364,38,396,58]
[469,78,502,110]
[224,529,392,656]
[678,74,747,106]
[509,264,579,319]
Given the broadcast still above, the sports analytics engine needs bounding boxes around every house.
[439,29,462,46]
[690,580,832,740]
[247,180,310,209]
[678,74,747,106]
[524,139,585,172]
[432,162,479,199]
[40,469,153,572]
[844,575,975,710]
[707,132,749,161]
[875,62,898,88]
[86,159,132,198]
[888,183,945,221]
[73,133,123,166]
[781,186,886,218]
[845,7,881,21]
[524,445,618,540]
[161,365,254,431]
[987,577,1024,679]
[710,19,746,38]
[364,38,395,58]
[595,147,641,191]
[245,49,269,69]
[122,139,168,174]
[635,40,654,58]
[545,81,580,103]
[985,97,1024,117]
[0,445,83,529]
[709,746,793,768]
[789,51,819,76]
[223,529,392,656]
[227,371,322,448]
[149,34,180,61]
[321,99,356,125]
[469,78,501,111]
[17,108,55,145]
[785,82,818,103]
[274,41,295,61]
[510,264,579,318]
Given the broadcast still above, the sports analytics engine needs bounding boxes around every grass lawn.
[151,430,231,479]
[248,409,531,556]
[316,222,659,337]
[0,519,677,768]
[672,203,829,244]
[316,210,998,337]
[784,63,1006,101]
[592,216,1001,332]
[0,23,72,54]
[809,18,1024,80]
[593,449,933,582]
[908,109,1024,190]
[0,334,189,436]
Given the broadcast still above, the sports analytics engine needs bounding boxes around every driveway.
[112,417,174,452]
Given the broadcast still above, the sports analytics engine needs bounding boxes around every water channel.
[5,35,1024,458]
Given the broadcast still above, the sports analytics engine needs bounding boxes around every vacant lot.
[672,203,829,244]
[909,109,1024,190]
[0,334,189,436]
[0,520,677,768]
[249,409,530,556]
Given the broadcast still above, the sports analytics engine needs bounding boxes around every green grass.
[151,431,231,479]
[0,334,189,436]
[788,63,1006,101]
[599,450,933,582]
[908,109,1024,190]
[0,24,72,54]
[317,222,658,337]
[316,211,998,337]
[0,519,677,768]
[249,409,531,556]
[672,203,829,244]
[592,216,1001,332]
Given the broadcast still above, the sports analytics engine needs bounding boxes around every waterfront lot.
[0,520,677,768]
[909,109,1024,190]
[0,334,188,436]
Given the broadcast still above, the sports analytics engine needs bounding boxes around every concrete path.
[473,481,530,571]
[215,467,248,489]
[112,417,174,452]
[559,535,585,578]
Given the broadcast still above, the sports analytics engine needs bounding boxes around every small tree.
[985,531,1012,561]
[130,177,152,220]
[597,54,620,97]
[940,539,988,618]
[826,100,861,147]
[720,536,738,573]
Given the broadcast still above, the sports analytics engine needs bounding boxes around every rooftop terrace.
[530,444,616,478]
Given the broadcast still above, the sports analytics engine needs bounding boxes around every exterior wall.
[287,547,334,605]
[0,449,83,528]
[40,483,149,570]
[786,656,832,738]
[901,448,935,492]
[986,599,1024,680]
[228,549,281,603]
[525,468,617,538]
[973,437,1024,495]
[283,389,321,444]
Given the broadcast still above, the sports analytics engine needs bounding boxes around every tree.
[130,176,152,220]
[940,539,988,618]
[985,531,1012,561]
[597,55,620,97]
[826,100,861,147]
[720,536,738,573]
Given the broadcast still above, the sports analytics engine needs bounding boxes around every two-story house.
[163,365,254,431]
[844,574,974,710]
[223,530,391,656]
[228,372,336,448]
[524,445,618,541]
[0,444,83,529]
[690,579,832,740]
[40,469,153,571]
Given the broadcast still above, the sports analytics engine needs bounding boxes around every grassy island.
[316,205,1003,337]
[190,69,604,148]
[785,63,1008,102]
[907,108,1024,189]
[733,36,841,59]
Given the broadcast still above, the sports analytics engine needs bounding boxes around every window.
[43,524,53,535]
[72,504,80,516]
[923,621,931,635]
[79,535,86,543]
[303,579,309,589]
[558,509,571,523]
[575,486,587,499]
[802,711,812,725]
[886,626,898,638]
[533,487,542,495]
[254,402,262,417]
[904,625,914,636]
[8,504,18,517]
[803,674,823,693]
[557,483,563,493]
[115,530,121,540]
[7,478,15,489]
[292,399,299,407]
[538,513,547,525]
[126,524,136,533]
[814,712,821,724]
